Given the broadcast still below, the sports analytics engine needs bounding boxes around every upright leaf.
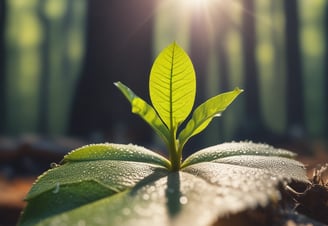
[114,82,170,145]
[178,88,243,147]
[149,42,196,130]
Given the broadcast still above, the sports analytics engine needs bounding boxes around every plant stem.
[169,127,180,171]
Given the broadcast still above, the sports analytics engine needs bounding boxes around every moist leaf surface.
[19,142,309,226]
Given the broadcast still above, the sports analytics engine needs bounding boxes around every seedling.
[115,42,242,171]
[18,42,309,226]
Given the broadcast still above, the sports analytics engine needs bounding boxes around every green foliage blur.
[4,0,86,135]
[2,0,327,144]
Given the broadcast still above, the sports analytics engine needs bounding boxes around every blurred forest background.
[0,1,328,224]
[0,0,328,155]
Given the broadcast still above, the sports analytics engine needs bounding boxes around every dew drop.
[179,196,188,205]
[50,162,59,168]
[214,113,222,117]
[52,182,60,194]
[77,220,86,226]
[142,194,150,201]
[210,177,217,183]
[122,208,131,215]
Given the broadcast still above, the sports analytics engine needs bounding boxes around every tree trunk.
[0,0,6,133]
[69,0,155,145]
[242,0,261,121]
[37,1,50,135]
[238,0,266,141]
[283,0,305,138]
[325,2,328,138]
[217,40,229,92]
[215,8,231,142]
[187,10,211,151]
[189,13,210,106]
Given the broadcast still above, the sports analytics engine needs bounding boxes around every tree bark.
[215,8,231,142]
[37,1,50,135]
[189,12,210,106]
[242,0,261,122]
[238,0,267,141]
[69,0,155,145]
[284,0,305,137]
[188,10,211,150]
[0,0,6,133]
[325,2,328,138]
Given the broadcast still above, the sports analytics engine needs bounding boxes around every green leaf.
[62,143,171,168]
[114,82,170,146]
[178,88,243,147]
[181,141,297,168]
[149,42,196,130]
[19,142,309,226]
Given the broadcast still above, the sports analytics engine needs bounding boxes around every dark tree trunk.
[215,8,231,142]
[62,0,74,79]
[283,0,305,137]
[325,2,328,138]
[37,2,51,135]
[69,0,155,145]
[187,10,211,151]
[238,0,266,141]
[189,13,210,106]
[242,0,261,121]
[217,40,229,92]
[216,13,232,92]
[0,0,6,133]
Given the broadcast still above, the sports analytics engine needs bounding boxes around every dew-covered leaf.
[19,142,309,226]
[62,143,170,168]
[182,141,297,167]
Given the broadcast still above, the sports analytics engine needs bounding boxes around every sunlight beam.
[181,0,222,9]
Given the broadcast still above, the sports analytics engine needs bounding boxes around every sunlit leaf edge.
[178,88,243,147]
[181,141,298,168]
[114,82,170,147]
[63,143,170,168]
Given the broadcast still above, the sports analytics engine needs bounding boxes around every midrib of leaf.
[169,45,175,132]
[150,42,195,130]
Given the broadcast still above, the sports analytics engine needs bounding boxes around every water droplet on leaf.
[50,162,59,168]
[122,208,131,216]
[142,194,150,200]
[52,182,60,194]
[179,196,188,205]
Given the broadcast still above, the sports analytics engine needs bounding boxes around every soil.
[0,176,35,226]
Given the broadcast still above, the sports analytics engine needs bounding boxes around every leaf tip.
[234,87,244,93]
[113,81,121,87]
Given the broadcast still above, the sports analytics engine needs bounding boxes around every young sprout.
[115,42,243,171]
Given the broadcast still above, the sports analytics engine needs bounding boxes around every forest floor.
[0,137,327,226]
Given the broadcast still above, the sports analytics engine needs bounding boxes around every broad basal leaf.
[149,42,196,130]
[19,142,309,226]
[181,141,296,167]
[62,143,170,168]
[115,82,170,146]
[178,88,243,147]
